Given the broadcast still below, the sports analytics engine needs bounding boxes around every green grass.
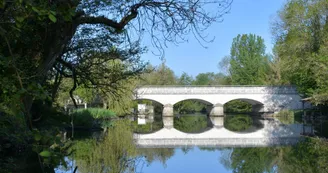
[72,108,116,128]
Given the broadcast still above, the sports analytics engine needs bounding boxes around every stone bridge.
[134,86,306,116]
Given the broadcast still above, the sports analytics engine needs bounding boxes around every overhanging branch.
[78,4,139,31]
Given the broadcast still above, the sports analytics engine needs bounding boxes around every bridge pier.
[209,104,224,116]
[162,104,174,128]
[209,116,224,128]
[252,104,265,113]
[207,104,224,128]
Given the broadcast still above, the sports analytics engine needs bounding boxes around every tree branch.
[78,4,139,31]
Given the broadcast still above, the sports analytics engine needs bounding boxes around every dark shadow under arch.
[224,98,263,114]
[224,98,263,106]
[173,98,213,106]
[134,98,164,106]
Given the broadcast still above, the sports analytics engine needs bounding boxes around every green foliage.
[140,63,177,85]
[280,137,328,173]
[273,0,328,104]
[229,34,270,85]
[72,108,116,128]
[228,147,279,173]
[31,129,70,171]
[174,116,208,133]
[222,137,328,173]
[137,148,175,165]
[132,120,163,134]
[224,100,252,113]
[0,113,31,171]
[174,100,206,114]
[69,120,137,173]
[193,72,230,85]
[275,110,295,124]
[224,114,253,132]
[177,72,194,85]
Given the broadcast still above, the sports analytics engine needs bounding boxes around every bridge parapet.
[135,86,298,95]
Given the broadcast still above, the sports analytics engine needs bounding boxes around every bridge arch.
[223,98,264,106]
[134,98,164,106]
[223,98,265,114]
[172,98,213,106]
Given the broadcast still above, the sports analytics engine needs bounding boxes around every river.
[11,113,328,173]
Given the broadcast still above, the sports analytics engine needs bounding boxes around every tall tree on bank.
[178,72,194,85]
[272,0,328,104]
[140,63,177,85]
[193,72,230,85]
[0,0,232,128]
[229,34,269,85]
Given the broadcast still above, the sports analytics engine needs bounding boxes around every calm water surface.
[51,113,328,173]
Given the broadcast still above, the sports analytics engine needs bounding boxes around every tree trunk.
[23,22,79,127]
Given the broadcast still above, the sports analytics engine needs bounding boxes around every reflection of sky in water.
[136,147,232,173]
[55,148,233,173]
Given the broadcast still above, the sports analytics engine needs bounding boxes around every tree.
[229,34,269,85]
[218,55,231,77]
[193,72,229,85]
[140,62,177,85]
[0,0,233,128]
[272,0,328,104]
[178,72,194,85]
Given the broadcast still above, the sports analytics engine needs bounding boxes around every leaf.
[39,150,52,157]
[48,14,57,23]
[0,1,5,8]
[16,17,25,23]
[32,7,39,13]
[50,11,56,15]
[34,133,42,141]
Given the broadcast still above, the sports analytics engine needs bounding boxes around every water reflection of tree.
[220,138,328,173]
[137,148,175,167]
[174,116,208,133]
[68,120,177,173]
[224,115,253,132]
[69,120,138,173]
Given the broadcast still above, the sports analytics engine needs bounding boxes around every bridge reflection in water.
[134,117,311,148]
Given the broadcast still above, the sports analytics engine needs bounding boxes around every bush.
[275,110,295,124]
[0,113,31,172]
[72,108,116,128]
[76,108,116,119]
[275,109,294,117]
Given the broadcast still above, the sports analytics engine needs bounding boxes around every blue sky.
[140,0,286,77]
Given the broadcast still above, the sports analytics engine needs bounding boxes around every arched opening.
[172,99,212,133]
[224,99,263,114]
[223,99,264,132]
[132,99,164,133]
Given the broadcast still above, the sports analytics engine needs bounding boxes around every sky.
[140,0,286,77]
